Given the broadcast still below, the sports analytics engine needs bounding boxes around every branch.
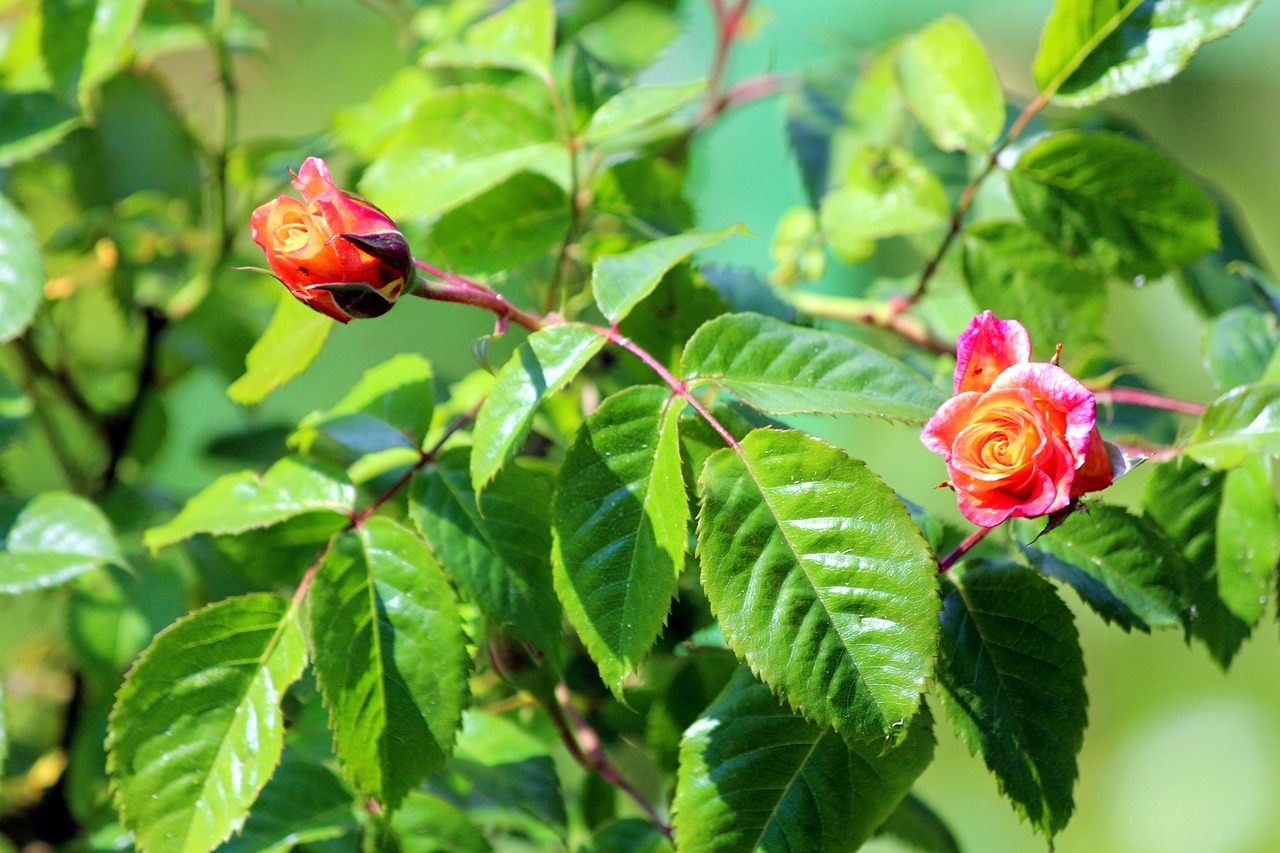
[788,293,953,356]
[412,260,546,332]
[937,525,994,574]
[695,0,754,126]
[1091,387,1205,417]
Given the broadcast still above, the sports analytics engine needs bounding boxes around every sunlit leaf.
[584,81,706,147]
[819,143,948,258]
[593,227,737,324]
[419,0,555,78]
[1033,0,1145,96]
[80,0,148,103]
[0,192,44,343]
[1183,381,1280,469]
[1215,455,1279,627]
[896,15,1004,152]
[227,290,333,406]
[0,492,124,593]
[294,353,434,454]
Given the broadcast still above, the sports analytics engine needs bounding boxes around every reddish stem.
[937,525,994,575]
[412,260,546,332]
[1091,387,1205,416]
[697,0,754,126]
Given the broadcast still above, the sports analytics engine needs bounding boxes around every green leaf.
[419,0,555,78]
[618,268,728,374]
[69,564,184,693]
[593,227,737,325]
[682,313,947,423]
[962,221,1107,364]
[696,429,939,736]
[818,144,948,257]
[41,0,96,98]
[873,793,962,853]
[552,386,687,695]
[423,173,569,276]
[0,92,82,165]
[0,192,45,343]
[1144,460,1251,667]
[392,791,492,853]
[107,594,307,853]
[227,290,333,406]
[583,81,707,147]
[1033,0,1145,96]
[308,519,470,810]
[79,0,148,102]
[1020,503,1188,631]
[1183,381,1280,469]
[896,15,1004,152]
[295,354,434,454]
[0,680,6,777]
[470,323,605,490]
[581,819,672,853]
[672,668,936,853]
[410,446,564,661]
[1203,306,1279,391]
[1215,455,1279,627]
[937,562,1087,839]
[144,457,355,551]
[0,492,124,593]
[1051,0,1259,106]
[1009,131,1219,280]
[214,759,356,853]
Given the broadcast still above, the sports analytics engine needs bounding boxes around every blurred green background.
[159,2,1280,850]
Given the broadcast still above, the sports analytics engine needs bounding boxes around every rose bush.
[249,156,414,321]
[921,312,1113,527]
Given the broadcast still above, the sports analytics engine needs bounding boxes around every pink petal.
[292,157,336,204]
[989,362,1096,463]
[953,311,1031,394]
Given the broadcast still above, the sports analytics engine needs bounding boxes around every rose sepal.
[303,281,399,320]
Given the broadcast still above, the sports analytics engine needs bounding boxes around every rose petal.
[953,310,1031,394]
[292,157,335,204]
[920,391,984,457]
[989,362,1096,463]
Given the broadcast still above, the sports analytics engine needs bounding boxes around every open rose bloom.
[921,312,1113,527]
[250,157,413,322]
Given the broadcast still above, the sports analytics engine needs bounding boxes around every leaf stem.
[412,260,546,332]
[937,525,994,574]
[1091,387,1205,416]
[696,0,754,126]
[788,293,953,355]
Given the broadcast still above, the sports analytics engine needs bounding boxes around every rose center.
[275,220,312,253]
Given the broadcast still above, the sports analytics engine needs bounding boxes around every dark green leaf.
[144,456,355,550]
[1183,381,1280,469]
[0,492,124,593]
[80,0,148,101]
[0,91,82,165]
[673,668,936,853]
[410,445,563,661]
[41,0,96,98]
[295,354,434,453]
[580,818,672,853]
[392,791,492,853]
[896,15,1004,152]
[618,267,727,374]
[1203,306,1279,391]
[227,290,333,406]
[471,322,605,490]
[419,0,554,77]
[107,594,307,853]
[1020,503,1188,632]
[553,386,687,694]
[1009,131,1219,280]
[309,519,470,810]
[214,759,356,853]
[584,81,706,147]
[682,313,947,423]
[1052,0,1259,106]
[423,173,569,275]
[1032,0,1145,96]
[593,227,737,324]
[962,221,1107,364]
[937,562,1087,839]
[0,191,45,343]
[874,793,962,853]
[68,564,184,693]
[697,429,938,736]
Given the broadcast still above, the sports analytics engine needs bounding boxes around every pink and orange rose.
[250,157,413,322]
[921,312,1113,527]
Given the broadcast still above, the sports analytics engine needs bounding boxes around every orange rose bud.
[921,312,1113,528]
[249,157,413,322]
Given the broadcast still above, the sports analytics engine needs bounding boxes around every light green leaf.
[1215,455,1279,626]
[228,290,333,406]
[593,227,737,324]
[938,562,1087,839]
[584,81,707,146]
[682,313,947,423]
[819,144,948,255]
[308,519,470,810]
[874,793,963,853]
[1183,381,1280,469]
[410,446,564,662]
[552,387,687,695]
[673,668,936,853]
[0,92,82,166]
[470,322,605,490]
[107,594,307,853]
[79,0,148,102]
[896,15,1004,152]
[1009,131,1219,280]
[0,192,44,343]
[419,0,554,78]
[696,429,939,736]
[1020,503,1188,631]
[295,354,434,454]
[1050,0,1259,106]
[1203,306,1279,392]
[214,760,356,853]
[0,680,6,777]
[0,492,124,593]
[144,457,355,551]
[1033,0,1145,96]
[392,791,492,853]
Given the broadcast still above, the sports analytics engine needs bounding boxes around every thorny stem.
[1091,387,1206,417]
[413,260,546,332]
[937,525,994,575]
[697,0,754,126]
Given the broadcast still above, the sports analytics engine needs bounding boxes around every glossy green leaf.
[215,759,356,853]
[1203,306,1279,391]
[295,354,434,453]
[1183,381,1280,469]
[552,386,687,695]
[227,290,333,406]
[683,313,947,423]
[144,457,355,550]
[873,793,962,853]
[107,594,307,853]
[1033,0,1145,96]
[937,562,1087,839]
[618,267,728,374]
[896,16,1004,152]
[424,173,569,275]
[673,668,936,853]
[419,0,554,78]
[470,322,605,490]
[1051,0,1259,106]
[696,429,938,736]
[593,227,737,324]
[819,144,948,257]
[962,221,1107,363]
[0,492,124,593]
[0,192,44,343]
[1144,460,1251,667]
[1215,455,1279,627]
[80,0,147,101]
[0,92,82,165]
[410,445,563,661]
[1009,131,1219,280]
[584,81,706,146]
[308,519,470,810]
[1021,503,1188,632]
[392,791,492,853]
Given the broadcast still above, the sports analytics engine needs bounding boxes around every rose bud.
[249,157,414,322]
[921,311,1113,528]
